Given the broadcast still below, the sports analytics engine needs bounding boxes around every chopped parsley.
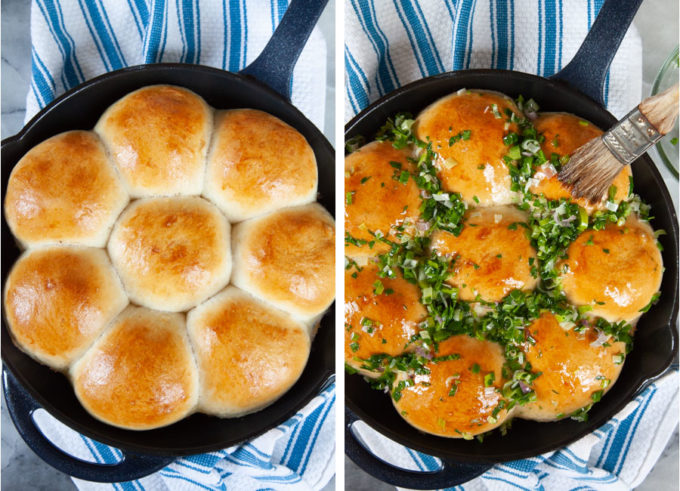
[345,96,661,439]
[345,134,365,153]
[449,129,472,146]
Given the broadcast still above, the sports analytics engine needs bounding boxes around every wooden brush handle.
[639,82,679,135]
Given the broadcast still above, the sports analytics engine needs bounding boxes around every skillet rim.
[344,68,679,463]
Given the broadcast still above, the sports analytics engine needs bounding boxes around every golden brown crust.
[95,85,212,197]
[415,90,521,205]
[393,336,510,437]
[515,313,625,421]
[107,196,231,312]
[430,206,537,302]
[187,287,310,416]
[531,113,632,208]
[203,109,317,222]
[344,141,422,258]
[71,307,198,430]
[344,263,426,375]
[4,131,128,248]
[231,204,335,320]
[558,217,663,322]
[4,246,128,371]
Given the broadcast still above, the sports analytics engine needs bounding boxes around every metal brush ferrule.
[601,107,661,165]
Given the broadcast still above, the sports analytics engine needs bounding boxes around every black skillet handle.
[345,407,491,489]
[2,370,173,483]
[240,0,329,101]
[550,0,643,106]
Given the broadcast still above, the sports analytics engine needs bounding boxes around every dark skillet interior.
[345,69,679,463]
[1,64,335,456]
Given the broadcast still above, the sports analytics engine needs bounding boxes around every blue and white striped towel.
[27,0,327,129]
[25,1,333,490]
[32,383,335,491]
[355,373,677,490]
[345,0,641,121]
[346,1,678,489]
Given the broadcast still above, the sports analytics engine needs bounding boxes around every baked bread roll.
[558,217,663,322]
[415,90,521,206]
[4,246,127,370]
[430,206,537,302]
[71,307,199,430]
[203,109,317,222]
[393,335,511,438]
[344,141,421,258]
[515,313,625,421]
[108,196,231,312]
[345,263,427,376]
[531,113,632,209]
[95,85,212,197]
[187,286,310,417]
[231,203,335,321]
[4,131,128,248]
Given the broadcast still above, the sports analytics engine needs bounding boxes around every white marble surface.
[0,0,335,490]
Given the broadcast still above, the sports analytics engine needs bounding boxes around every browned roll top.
[344,140,422,257]
[4,246,128,370]
[415,90,521,205]
[531,112,632,209]
[4,130,128,248]
[204,109,317,222]
[71,307,198,430]
[107,196,231,312]
[430,206,537,302]
[95,85,212,197]
[231,203,335,321]
[516,313,625,421]
[393,335,511,438]
[559,216,663,322]
[187,287,310,417]
[345,263,427,375]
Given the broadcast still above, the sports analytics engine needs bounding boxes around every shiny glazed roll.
[344,263,427,375]
[4,131,128,248]
[558,217,663,322]
[203,109,317,222]
[95,85,212,197]
[344,141,421,258]
[3,246,128,371]
[430,206,538,302]
[71,307,199,430]
[187,287,310,417]
[393,335,510,438]
[515,313,625,421]
[107,196,231,312]
[531,113,632,208]
[415,90,521,205]
[231,203,335,321]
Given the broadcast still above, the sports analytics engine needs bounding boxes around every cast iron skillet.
[1,0,334,483]
[345,0,679,488]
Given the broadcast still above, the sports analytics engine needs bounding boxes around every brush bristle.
[557,137,626,204]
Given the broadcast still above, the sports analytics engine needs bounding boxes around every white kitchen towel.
[24,1,333,490]
[345,0,641,121]
[27,0,327,129]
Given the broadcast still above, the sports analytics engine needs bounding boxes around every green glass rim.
[652,45,679,179]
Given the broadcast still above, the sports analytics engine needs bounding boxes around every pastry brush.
[557,83,679,203]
